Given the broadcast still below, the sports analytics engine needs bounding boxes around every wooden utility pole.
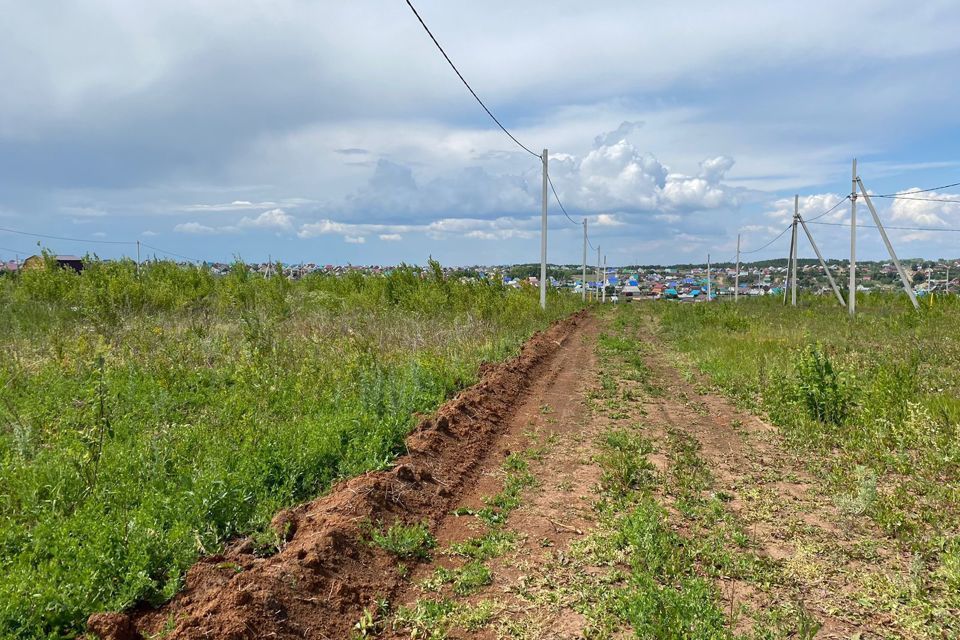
[857,177,919,310]
[849,159,858,316]
[735,234,740,302]
[540,149,548,310]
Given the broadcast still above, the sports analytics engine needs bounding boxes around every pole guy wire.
[403,0,541,159]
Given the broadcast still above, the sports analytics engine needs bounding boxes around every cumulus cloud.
[379,233,402,241]
[888,189,960,226]
[593,121,644,148]
[237,208,295,232]
[765,192,848,224]
[174,222,218,234]
[594,213,625,226]
[344,235,366,244]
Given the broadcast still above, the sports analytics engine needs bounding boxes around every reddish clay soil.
[87,311,589,640]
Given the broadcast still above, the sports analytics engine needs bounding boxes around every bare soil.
[88,311,589,640]
[89,306,916,639]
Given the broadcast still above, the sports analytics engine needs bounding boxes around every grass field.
[645,294,960,633]
[0,257,581,639]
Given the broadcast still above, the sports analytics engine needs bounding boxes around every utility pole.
[582,218,587,302]
[857,177,920,310]
[849,159,857,317]
[596,246,600,303]
[735,233,740,302]
[706,253,711,301]
[602,255,607,303]
[783,213,796,305]
[540,149,548,310]
[791,195,799,306]
[798,215,845,307]
[136,240,141,277]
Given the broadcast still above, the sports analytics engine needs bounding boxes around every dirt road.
[92,307,906,639]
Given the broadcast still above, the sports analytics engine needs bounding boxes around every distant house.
[21,255,84,273]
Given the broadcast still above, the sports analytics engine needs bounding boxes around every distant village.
[2,254,958,300]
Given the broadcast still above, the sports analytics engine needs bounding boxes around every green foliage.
[370,521,437,560]
[644,294,960,635]
[0,258,582,639]
[791,343,850,426]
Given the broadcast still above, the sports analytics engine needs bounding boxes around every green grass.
[369,521,437,560]
[0,257,582,639]
[641,294,960,635]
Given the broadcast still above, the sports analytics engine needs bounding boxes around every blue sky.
[1,0,959,266]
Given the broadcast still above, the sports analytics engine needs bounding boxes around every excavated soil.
[87,311,589,640]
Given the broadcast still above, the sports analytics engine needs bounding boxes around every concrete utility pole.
[849,159,857,317]
[540,149,548,310]
[798,215,845,307]
[602,255,607,303]
[582,218,587,302]
[783,215,796,305]
[136,240,141,277]
[596,246,601,303]
[857,177,920,310]
[735,233,740,302]
[706,253,711,301]
[791,195,799,306]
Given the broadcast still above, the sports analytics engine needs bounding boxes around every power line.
[403,0,540,159]
[0,245,30,256]
[808,220,960,233]
[547,174,578,226]
[876,181,960,197]
[875,194,960,204]
[140,243,203,263]
[0,226,135,246]
[740,224,792,254]
[805,196,850,221]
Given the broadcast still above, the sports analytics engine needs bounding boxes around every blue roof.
[690,289,701,296]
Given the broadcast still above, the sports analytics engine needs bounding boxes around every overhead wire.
[875,194,960,204]
[0,225,135,245]
[140,242,203,263]
[804,195,850,222]
[739,224,792,254]
[403,0,540,159]
[876,181,960,197]
[808,220,960,233]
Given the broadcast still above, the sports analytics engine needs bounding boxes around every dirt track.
[88,311,590,640]
[90,307,906,639]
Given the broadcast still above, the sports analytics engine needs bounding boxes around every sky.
[2,0,960,267]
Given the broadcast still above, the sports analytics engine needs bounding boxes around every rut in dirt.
[87,310,590,640]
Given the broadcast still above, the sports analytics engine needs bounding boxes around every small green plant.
[792,343,850,426]
[370,521,436,560]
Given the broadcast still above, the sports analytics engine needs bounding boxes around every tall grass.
[0,258,581,639]
[643,294,960,627]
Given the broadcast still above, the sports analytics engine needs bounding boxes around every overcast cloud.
[1,0,959,265]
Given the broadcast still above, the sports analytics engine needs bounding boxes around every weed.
[370,521,436,560]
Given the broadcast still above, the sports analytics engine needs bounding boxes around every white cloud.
[141,230,158,236]
[344,235,366,244]
[378,233,402,241]
[174,222,217,234]
[888,189,960,226]
[765,192,848,224]
[594,213,625,227]
[237,208,295,232]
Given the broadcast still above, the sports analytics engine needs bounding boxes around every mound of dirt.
[87,311,586,640]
